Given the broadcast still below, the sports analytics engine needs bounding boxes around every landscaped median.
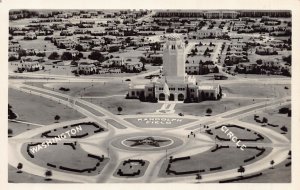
[158,146,272,177]
[124,117,196,128]
[34,122,106,139]
[113,159,149,178]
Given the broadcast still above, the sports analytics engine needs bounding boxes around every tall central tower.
[163,34,185,80]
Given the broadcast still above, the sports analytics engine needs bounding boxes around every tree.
[206,108,212,115]
[185,40,189,45]
[54,115,60,122]
[61,52,73,60]
[17,49,27,59]
[17,163,23,173]
[45,170,52,181]
[140,57,147,71]
[36,52,46,57]
[213,66,219,73]
[195,173,202,183]
[262,117,268,124]
[48,52,59,60]
[256,59,263,65]
[237,165,245,177]
[270,160,275,169]
[108,46,120,53]
[88,51,105,62]
[75,44,84,52]
[9,56,18,61]
[279,107,289,114]
[8,104,17,119]
[117,106,123,115]
[281,125,288,133]
[8,128,13,136]
[282,55,291,64]
[73,52,83,60]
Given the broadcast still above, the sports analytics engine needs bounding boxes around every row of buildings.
[155,10,291,19]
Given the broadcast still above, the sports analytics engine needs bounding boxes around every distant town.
[9,10,291,77]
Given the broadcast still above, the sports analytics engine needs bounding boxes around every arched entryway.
[159,93,165,101]
[169,94,175,101]
[178,93,184,101]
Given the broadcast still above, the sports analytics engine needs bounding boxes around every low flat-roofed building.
[125,62,143,72]
[77,60,98,75]
[24,31,37,40]
[9,42,21,52]
[21,55,44,63]
[18,61,40,72]
[190,29,223,39]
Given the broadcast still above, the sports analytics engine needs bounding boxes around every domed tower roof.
[164,34,184,49]
[167,33,181,41]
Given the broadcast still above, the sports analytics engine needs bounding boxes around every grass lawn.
[8,165,71,183]
[236,74,291,79]
[87,96,162,115]
[23,82,161,115]
[37,122,106,138]
[8,121,40,137]
[159,146,272,177]
[222,83,291,99]
[174,99,263,117]
[125,117,196,128]
[232,158,291,183]
[210,125,271,143]
[21,142,109,176]
[30,81,129,97]
[113,160,150,178]
[239,105,291,140]
[9,88,85,125]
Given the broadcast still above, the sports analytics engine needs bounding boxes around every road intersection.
[8,71,291,183]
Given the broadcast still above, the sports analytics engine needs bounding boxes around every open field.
[9,88,85,125]
[18,36,59,51]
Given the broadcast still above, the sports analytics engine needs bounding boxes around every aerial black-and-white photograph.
[8,9,292,183]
